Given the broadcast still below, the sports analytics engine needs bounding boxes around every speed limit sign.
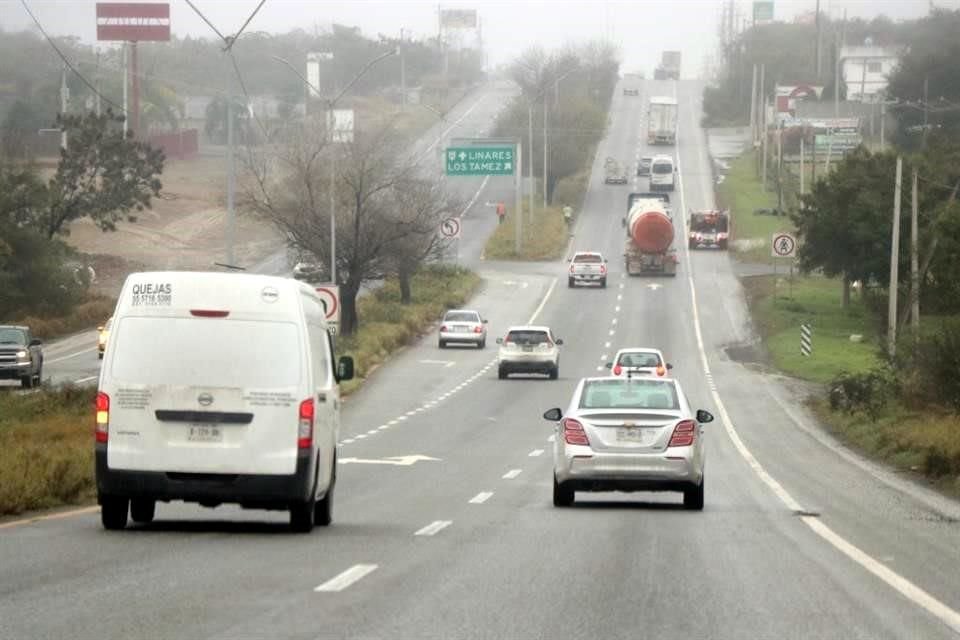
[315,285,340,333]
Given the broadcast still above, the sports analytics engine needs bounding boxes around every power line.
[225,0,267,51]
[19,0,126,113]
[183,0,228,43]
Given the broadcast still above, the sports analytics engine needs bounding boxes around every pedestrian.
[496,202,506,224]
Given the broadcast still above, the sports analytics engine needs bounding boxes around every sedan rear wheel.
[553,475,574,507]
[683,477,705,511]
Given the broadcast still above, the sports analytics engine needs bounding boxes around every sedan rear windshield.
[110,317,302,388]
[506,331,550,345]
[0,328,26,345]
[617,352,662,368]
[573,254,602,263]
[652,162,673,174]
[444,311,480,322]
[580,379,679,410]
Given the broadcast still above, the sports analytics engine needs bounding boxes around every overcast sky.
[0,0,954,76]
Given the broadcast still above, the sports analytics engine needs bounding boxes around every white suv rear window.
[506,330,550,345]
[110,317,302,388]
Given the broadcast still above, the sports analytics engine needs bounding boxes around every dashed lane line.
[414,520,453,536]
[469,492,494,504]
[314,564,379,592]
[502,469,523,480]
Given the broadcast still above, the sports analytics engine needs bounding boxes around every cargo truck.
[654,51,682,80]
[647,96,678,145]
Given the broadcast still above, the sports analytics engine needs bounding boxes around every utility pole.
[776,120,783,211]
[95,49,102,117]
[527,100,534,224]
[761,97,768,192]
[226,97,235,266]
[515,140,523,253]
[328,103,337,284]
[131,41,140,138]
[859,56,868,103]
[834,29,841,118]
[759,63,765,144]
[799,136,805,198]
[880,100,886,149]
[922,73,929,149]
[543,96,548,208]
[888,156,903,359]
[59,65,68,150]
[815,0,822,78]
[749,64,757,144]
[910,168,920,341]
[399,28,406,112]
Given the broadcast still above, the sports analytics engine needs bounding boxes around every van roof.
[116,271,324,318]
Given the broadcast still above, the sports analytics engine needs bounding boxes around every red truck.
[688,209,731,250]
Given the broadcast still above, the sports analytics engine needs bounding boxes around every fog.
[0,0,955,76]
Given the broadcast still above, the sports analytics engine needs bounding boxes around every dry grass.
[12,296,116,341]
[483,201,570,261]
[337,265,482,395]
[0,386,95,516]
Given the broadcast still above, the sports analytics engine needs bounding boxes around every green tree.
[793,146,900,306]
[34,110,164,238]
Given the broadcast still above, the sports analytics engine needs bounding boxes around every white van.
[95,271,354,533]
[649,155,676,192]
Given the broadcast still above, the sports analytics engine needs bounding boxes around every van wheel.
[438,340,446,349]
[478,338,486,349]
[549,366,559,380]
[290,496,316,533]
[498,366,508,380]
[98,352,104,360]
[20,374,33,389]
[314,478,334,528]
[101,496,129,530]
[553,475,574,507]
[130,499,156,524]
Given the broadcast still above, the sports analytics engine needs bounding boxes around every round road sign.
[315,286,340,321]
[772,232,797,258]
[440,217,461,238]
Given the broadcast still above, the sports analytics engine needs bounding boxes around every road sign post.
[315,285,340,335]
[771,232,797,304]
[440,217,462,264]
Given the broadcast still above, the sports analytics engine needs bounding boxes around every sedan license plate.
[522,345,534,352]
[188,425,223,443]
[455,326,470,333]
[616,427,646,443]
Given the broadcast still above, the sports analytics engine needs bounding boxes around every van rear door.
[104,315,305,476]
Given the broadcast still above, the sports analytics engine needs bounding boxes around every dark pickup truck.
[0,325,43,388]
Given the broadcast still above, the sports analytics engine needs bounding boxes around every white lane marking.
[502,469,523,479]
[608,330,615,336]
[45,348,96,364]
[599,354,608,361]
[415,520,453,536]
[74,375,98,384]
[547,434,556,443]
[355,434,368,439]
[388,419,399,425]
[366,429,378,435]
[617,294,623,301]
[604,341,611,348]
[611,318,618,325]
[596,365,604,371]
[676,92,960,634]
[342,438,356,444]
[469,491,494,504]
[528,449,544,457]
[396,416,408,421]
[460,175,491,217]
[314,564,379,592]
[528,277,559,324]
[422,93,488,155]
[405,410,416,416]
[619,283,625,289]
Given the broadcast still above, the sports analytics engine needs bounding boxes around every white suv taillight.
[563,418,590,446]
[95,392,110,443]
[298,398,314,449]
[668,419,697,447]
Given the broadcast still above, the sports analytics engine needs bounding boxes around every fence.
[147,129,199,160]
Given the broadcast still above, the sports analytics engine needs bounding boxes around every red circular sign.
[315,287,339,319]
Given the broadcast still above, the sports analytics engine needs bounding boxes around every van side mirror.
[555,338,564,346]
[605,362,613,369]
[97,326,104,332]
[696,409,714,424]
[337,356,355,382]
[483,319,488,324]
[543,407,562,421]
[667,363,673,370]
[496,337,503,344]
[29,338,42,347]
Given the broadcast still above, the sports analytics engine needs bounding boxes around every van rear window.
[109,318,302,388]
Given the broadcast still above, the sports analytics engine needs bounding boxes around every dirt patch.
[65,154,283,297]
[723,341,768,365]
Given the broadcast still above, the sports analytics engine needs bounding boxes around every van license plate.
[188,425,223,443]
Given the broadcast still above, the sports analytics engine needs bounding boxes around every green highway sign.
[445,146,516,176]
[753,1,773,22]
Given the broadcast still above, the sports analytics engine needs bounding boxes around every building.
[840,42,903,103]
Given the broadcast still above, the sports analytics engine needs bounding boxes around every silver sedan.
[439,309,488,349]
[543,376,712,510]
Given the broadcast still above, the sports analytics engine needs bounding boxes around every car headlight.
[16,350,28,359]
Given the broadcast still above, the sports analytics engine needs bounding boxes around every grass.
[810,399,960,497]
[10,296,116,341]
[742,273,882,384]
[716,150,793,263]
[336,265,482,395]
[0,386,95,516]
[483,190,571,261]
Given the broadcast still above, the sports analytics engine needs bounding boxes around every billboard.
[96,3,170,41]
[440,9,477,29]
[327,109,354,144]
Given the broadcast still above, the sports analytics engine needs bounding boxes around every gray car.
[544,376,712,509]
[439,309,488,348]
[0,325,43,388]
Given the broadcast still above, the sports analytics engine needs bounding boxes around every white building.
[840,43,903,103]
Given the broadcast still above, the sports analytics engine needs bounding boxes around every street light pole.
[527,100,534,225]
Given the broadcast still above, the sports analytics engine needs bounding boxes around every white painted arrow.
[647,283,663,290]
[339,455,441,466]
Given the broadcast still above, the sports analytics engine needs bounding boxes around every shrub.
[828,367,897,420]
[914,318,960,412]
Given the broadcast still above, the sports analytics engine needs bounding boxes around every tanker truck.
[622,192,678,276]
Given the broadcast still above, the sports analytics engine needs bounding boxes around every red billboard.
[96,3,170,41]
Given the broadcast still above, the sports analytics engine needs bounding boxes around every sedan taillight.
[613,364,622,376]
[474,326,483,333]
[668,419,697,447]
[563,418,590,446]
[440,325,448,332]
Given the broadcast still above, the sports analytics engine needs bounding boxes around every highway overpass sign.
[445,144,516,176]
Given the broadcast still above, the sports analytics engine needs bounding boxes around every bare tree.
[244,116,458,334]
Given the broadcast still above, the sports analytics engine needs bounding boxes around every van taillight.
[190,309,230,318]
[298,398,314,449]
[95,392,110,443]
[668,420,697,447]
[563,418,590,446]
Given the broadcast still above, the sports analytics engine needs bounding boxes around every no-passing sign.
[771,232,797,258]
[440,217,461,239]
[315,285,340,334]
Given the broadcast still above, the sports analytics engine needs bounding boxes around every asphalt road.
[3,79,960,640]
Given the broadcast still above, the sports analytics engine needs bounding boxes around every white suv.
[497,326,563,380]
[568,251,608,288]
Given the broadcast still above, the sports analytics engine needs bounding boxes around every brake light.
[440,325,448,332]
[668,419,697,447]
[474,326,483,333]
[95,392,110,443]
[298,398,314,449]
[600,264,607,274]
[656,365,666,376]
[562,418,590,446]
[190,309,230,318]
[613,364,622,376]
